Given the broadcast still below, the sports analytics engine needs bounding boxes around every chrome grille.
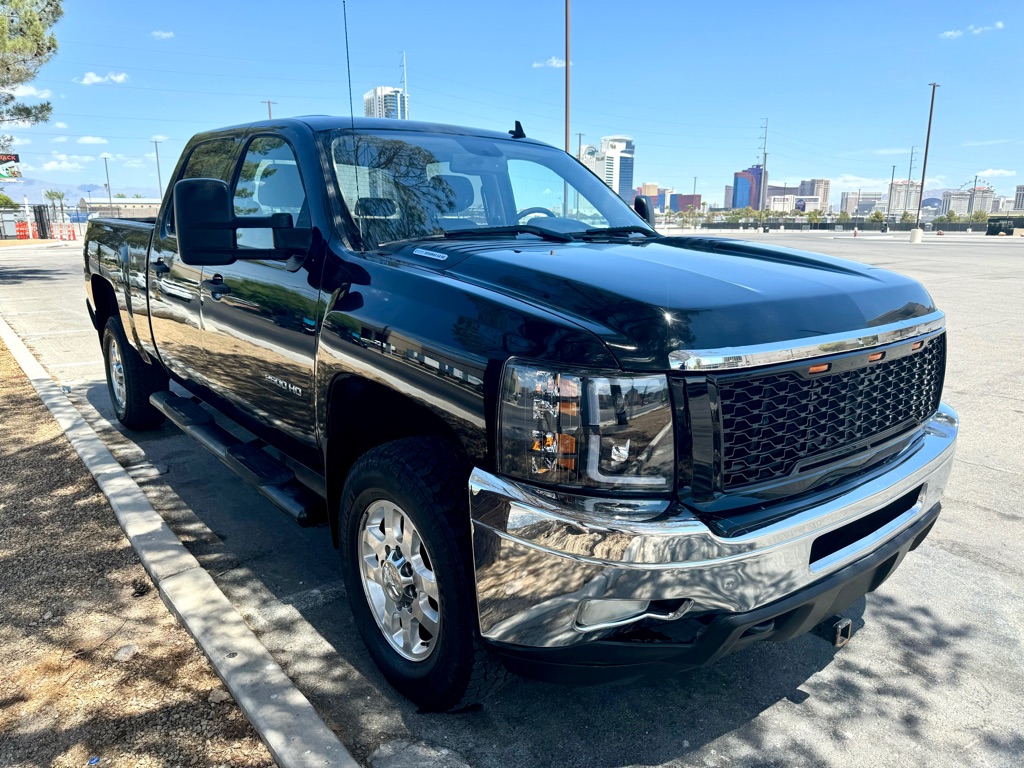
[716,334,945,489]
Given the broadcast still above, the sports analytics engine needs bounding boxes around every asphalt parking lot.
[2,232,1022,767]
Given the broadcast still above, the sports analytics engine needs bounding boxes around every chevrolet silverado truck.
[85,117,958,711]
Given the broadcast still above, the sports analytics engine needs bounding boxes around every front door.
[199,135,320,448]
[148,137,238,383]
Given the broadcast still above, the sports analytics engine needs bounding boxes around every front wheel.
[339,437,505,711]
[102,317,168,430]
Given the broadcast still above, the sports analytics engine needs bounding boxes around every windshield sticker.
[413,248,449,261]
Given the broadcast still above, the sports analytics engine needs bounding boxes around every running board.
[150,391,321,527]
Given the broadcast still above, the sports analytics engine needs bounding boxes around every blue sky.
[7,0,1022,205]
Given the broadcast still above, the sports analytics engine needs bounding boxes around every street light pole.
[103,156,113,210]
[915,83,940,228]
[152,139,163,195]
[888,164,896,220]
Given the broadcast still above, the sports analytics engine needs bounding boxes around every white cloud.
[942,20,1005,39]
[54,121,68,129]
[99,152,113,159]
[962,139,1009,146]
[123,158,145,168]
[8,84,52,98]
[872,147,911,155]
[532,56,568,68]
[151,30,174,39]
[76,135,108,144]
[10,136,30,146]
[52,135,68,143]
[151,134,169,142]
[41,152,94,172]
[978,168,1016,177]
[76,71,129,86]
[969,20,1004,34]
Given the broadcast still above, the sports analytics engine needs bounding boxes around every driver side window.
[232,136,307,250]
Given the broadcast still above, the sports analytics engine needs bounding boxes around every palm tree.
[43,189,67,223]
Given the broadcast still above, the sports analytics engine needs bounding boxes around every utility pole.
[261,100,277,119]
[153,139,163,195]
[103,156,113,210]
[888,164,897,219]
[906,147,916,193]
[401,51,409,119]
[968,173,979,215]
[915,83,940,229]
[759,118,768,231]
[564,0,570,154]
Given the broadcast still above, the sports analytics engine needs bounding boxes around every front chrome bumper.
[470,402,958,650]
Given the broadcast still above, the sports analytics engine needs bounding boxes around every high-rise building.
[641,182,660,198]
[723,185,733,210]
[798,179,830,211]
[940,191,971,216]
[580,137,635,199]
[1015,185,1024,211]
[667,193,701,212]
[968,187,994,215]
[840,191,883,215]
[732,165,764,209]
[992,196,1014,213]
[363,86,409,119]
[887,181,922,215]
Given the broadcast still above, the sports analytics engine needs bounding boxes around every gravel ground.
[0,339,276,767]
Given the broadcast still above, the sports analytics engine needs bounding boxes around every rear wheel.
[102,317,168,430]
[339,437,505,711]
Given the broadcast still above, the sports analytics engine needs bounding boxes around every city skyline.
[2,1,1021,205]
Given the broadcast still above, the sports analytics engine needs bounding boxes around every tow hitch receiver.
[813,615,854,648]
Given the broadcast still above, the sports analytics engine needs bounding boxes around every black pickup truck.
[85,117,958,711]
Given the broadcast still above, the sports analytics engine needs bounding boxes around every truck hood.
[431,236,936,370]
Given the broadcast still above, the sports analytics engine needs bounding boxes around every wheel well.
[323,374,466,546]
[90,275,118,336]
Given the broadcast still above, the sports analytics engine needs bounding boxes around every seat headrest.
[428,174,474,213]
[354,197,397,217]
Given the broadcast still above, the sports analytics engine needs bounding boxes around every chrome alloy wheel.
[358,499,440,661]
[107,335,126,409]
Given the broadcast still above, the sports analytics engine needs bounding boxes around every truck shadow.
[0,265,65,285]
[70,377,987,768]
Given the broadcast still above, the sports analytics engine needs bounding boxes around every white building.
[768,194,796,212]
[992,196,1014,213]
[887,181,921,215]
[940,191,971,216]
[797,179,830,211]
[363,86,409,120]
[580,137,635,200]
[967,187,994,215]
[1015,185,1024,211]
[840,191,883,215]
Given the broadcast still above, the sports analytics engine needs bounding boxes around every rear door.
[148,137,238,382]
[198,134,320,448]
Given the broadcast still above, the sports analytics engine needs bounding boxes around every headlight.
[499,362,675,491]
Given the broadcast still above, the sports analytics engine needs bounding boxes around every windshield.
[320,128,651,249]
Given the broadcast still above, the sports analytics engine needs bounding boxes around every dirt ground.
[0,339,276,767]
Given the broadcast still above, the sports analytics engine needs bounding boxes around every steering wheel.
[513,207,557,222]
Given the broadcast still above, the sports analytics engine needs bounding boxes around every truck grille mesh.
[717,334,945,489]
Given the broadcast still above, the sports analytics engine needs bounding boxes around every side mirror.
[173,178,296,266]
[634,194,656,226]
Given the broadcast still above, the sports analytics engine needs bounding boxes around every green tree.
[0,191,15,207]
[944,211,960,223]
[867,210,885,223]
[837,211,852,223]
[807,210,822,224]
[900,211,914,224]
[0,1,63,147]
[969,209,989,223]
[132,193,143,198]
[114,192,127,198]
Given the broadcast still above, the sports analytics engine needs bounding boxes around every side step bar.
[150,391,321,527]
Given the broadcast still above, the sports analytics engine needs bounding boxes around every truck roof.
[195,116,548,146]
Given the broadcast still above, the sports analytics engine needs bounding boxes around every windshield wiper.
[577,225,660,240]
[442,225,577,243]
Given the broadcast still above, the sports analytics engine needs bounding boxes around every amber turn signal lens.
[869,351,885,362]
[808,363,831,374]
[911,341,924,351]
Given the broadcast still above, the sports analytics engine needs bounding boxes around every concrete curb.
[0,316,358,768]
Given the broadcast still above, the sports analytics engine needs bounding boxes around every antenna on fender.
[508,120,526,139]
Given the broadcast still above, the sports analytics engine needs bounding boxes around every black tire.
[339,437,506,711]
[101,317,168,430]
